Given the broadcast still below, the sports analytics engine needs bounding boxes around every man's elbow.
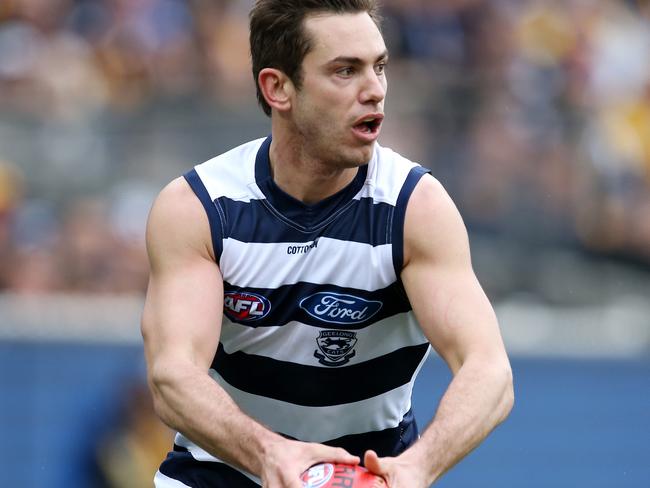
[148,375,173,428]
[147,381,165,415]
[498,361,515,423]
[147,359,184,429]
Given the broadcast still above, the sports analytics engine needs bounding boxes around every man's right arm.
[141,177,358,488]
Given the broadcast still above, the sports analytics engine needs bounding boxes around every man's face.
[290,12,388,167]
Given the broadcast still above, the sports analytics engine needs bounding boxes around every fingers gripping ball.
[301,463,386,488]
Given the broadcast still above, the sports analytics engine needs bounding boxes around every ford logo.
[299,292,382,325]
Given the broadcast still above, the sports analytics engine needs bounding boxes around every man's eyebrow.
[326,50,390,66]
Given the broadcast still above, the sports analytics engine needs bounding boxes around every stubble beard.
[300,125,374,169]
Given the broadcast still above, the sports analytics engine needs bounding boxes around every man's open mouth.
[353,114,384,134]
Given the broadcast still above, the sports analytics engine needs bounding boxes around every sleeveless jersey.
[159,136,431,486]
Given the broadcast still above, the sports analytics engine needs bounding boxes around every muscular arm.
[141,177,278,474]
[141,178,357,486]
[366,176,514,486]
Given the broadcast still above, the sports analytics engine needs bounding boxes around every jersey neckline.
[254,136,370,231]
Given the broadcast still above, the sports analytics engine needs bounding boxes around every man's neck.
[268,135,360,205]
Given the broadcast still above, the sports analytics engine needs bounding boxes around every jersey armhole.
[391,166,431,278]
[183,169,225,262]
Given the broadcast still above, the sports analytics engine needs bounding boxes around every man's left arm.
[365,175,514,487]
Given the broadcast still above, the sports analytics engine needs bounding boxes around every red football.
[301,463,387,488]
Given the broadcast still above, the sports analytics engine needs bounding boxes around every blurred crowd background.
[1,1,649,487]
[0,0,649,295]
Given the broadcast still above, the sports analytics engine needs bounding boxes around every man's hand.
[364,450,429,488]
[260,438,360,488]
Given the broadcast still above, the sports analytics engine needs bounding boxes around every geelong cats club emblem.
[314,330,358,366]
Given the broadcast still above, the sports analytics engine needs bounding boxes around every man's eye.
[375,63,387,75]
[337,67,354,77]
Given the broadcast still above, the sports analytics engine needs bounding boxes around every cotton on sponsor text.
[287,240,318,255]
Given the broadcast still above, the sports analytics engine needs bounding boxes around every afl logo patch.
[300,292,382,325]
[224,291,271,322]
[301,463,334,487]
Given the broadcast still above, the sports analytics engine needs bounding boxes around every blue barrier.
[1,341,648,487]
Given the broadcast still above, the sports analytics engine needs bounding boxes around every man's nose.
[359,69,386,105]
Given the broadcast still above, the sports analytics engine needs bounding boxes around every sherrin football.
[301,463,386,488]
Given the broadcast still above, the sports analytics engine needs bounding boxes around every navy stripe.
[277,408,418,459]
[160,450,258,487]
[324,408,418,459]
[392,166,431,277]
[212,343,430,406]
[223,281,411,329]
[254,135,371,229]
[217,196,394,246]
[161,410,417,485]
[184,169,224,261]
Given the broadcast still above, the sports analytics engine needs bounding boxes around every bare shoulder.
[403,174,470,267]
[146,177,214,265]
[142,177,223,370]
[406,174,457,217]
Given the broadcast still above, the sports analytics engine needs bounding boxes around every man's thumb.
[364,450,387,476]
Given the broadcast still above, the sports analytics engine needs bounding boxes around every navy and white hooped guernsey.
[157,137,432,487]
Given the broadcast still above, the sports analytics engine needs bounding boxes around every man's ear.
[258,68,294,113]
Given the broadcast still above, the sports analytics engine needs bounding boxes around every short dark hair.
[249,0,381,116]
